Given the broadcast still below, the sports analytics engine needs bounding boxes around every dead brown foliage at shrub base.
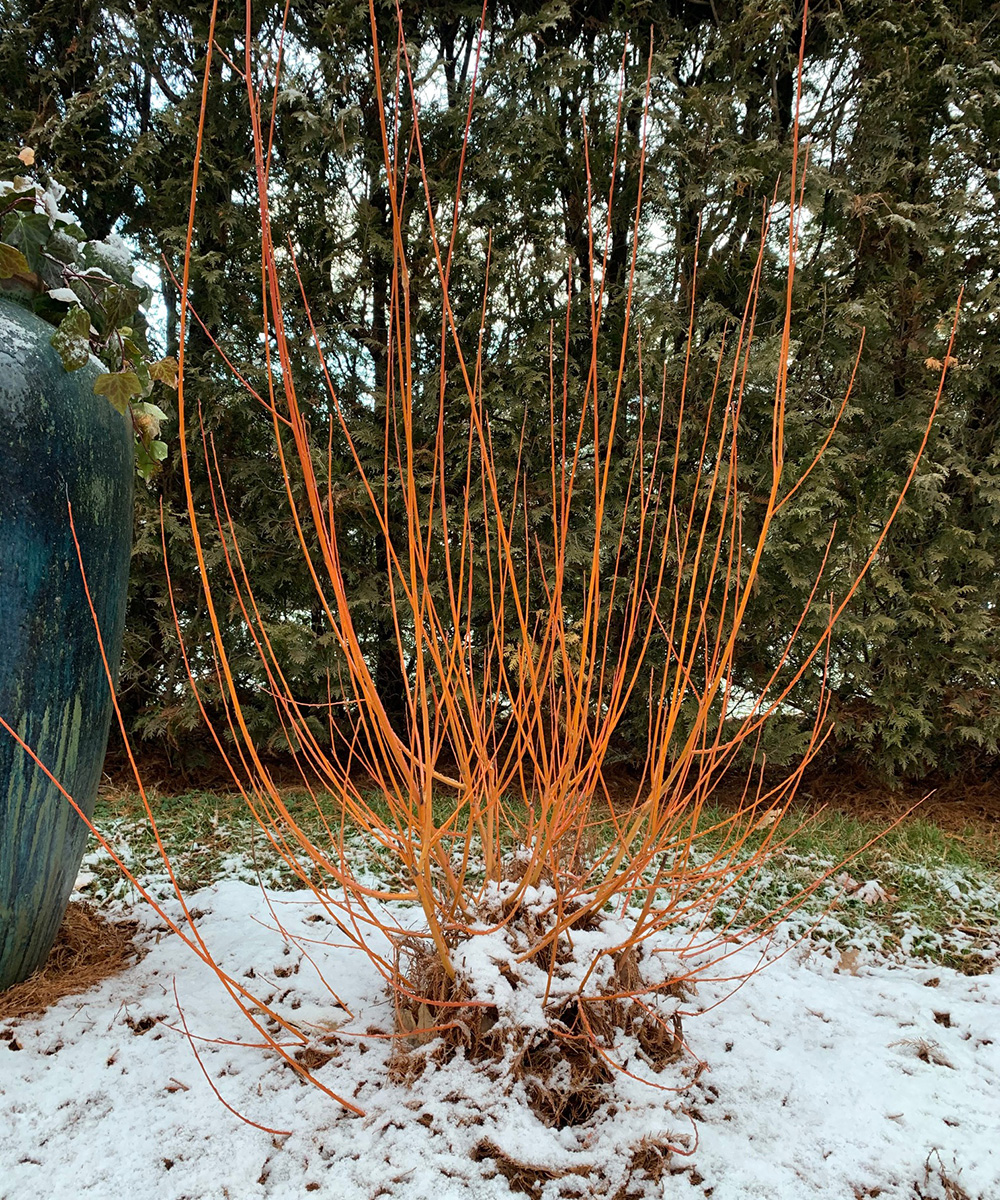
[390,924,687,1132]
[0,901,142,1021]
[471,1134,675,1200]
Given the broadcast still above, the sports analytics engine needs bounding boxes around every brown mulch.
[787,766,1000,846]
[654,763,1000,841]
[0,902,143,1022]
[106,728,1000,838]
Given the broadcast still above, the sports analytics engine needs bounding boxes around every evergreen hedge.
[2,0,997,783]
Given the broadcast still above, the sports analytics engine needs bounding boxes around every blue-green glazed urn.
[0,297,132,991]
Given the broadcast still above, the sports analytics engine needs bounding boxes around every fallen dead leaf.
[836,948,862,976]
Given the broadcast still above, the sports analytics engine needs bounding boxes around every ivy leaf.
[132,401,168,439]
[94,369,143,414]
[96,283,142,335]
[0,241,31,279]
[120,334,143,361]
[133,357,153,398]
[49,306,93,372]
[135,437,168,481]
[2,211,50,274]
[148,356,179,389]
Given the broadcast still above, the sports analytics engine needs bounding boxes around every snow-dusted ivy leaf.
[49,305,93,372]
[47,286,79,304]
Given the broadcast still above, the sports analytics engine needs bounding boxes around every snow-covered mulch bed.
[1,880,997,1200]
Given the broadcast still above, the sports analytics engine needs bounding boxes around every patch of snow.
[1,881,997,1199]
[87,233,133,274]
[0,309,38,359]
[856,879,890,905]
[39,181,78,227]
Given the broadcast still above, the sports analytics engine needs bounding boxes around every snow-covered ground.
[2,879,997,1200]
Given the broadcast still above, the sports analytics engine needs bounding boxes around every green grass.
[689,804,999,974]
[84,786,999,974]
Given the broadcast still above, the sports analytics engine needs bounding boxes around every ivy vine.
[1,155,176,480]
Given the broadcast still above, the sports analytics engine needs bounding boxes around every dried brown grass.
[0,902,142,1021]
[914,1150,974,1200]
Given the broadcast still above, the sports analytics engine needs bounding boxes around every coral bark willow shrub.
[154,1,950,1118]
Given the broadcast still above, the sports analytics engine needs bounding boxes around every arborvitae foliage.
[1,0,997,782]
